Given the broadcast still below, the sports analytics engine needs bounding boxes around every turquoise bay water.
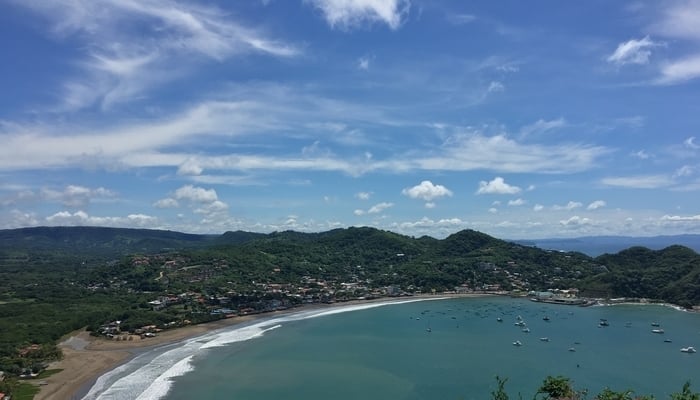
[162,297,700,400]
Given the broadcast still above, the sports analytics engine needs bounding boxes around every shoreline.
[38,294,477,400]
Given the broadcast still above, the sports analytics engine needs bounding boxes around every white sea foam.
[83,298,438,400]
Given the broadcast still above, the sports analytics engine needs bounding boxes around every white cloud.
[425,202,436,209]
[41,185,116,207]
[661,214,700,222]
[487,81,504,93]
[607,36,660,65]
[174,185,219,203]
[519,118,567,139]
[194,200,228,216]
[421,132,609,174]
[358,56,371,70]
[507,198,525,206]
[674,165,695,178]
[356,191,372,200]
[587,200,606,210]
[153,198,179,208]
[45,210,158,228]
[353,209,365,216]
[533,204,544,212]
[553,201,583,211]
[631,150,651,159]
[16,0,299,110]
[560,215,592,226]
[601,175,672,189]
[402,180,453,202]
[488,207,498,214]
[368,202,394,214]
[655,1,700,41]
[307,0,410,30]
[476,177,521,195]
[657,55,700,85]
[685,136,700,149]
[178,159,204,176]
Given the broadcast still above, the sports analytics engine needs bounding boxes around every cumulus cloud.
[607,36,660,66]
[174,185,219,203]
[402,180,453,202]
[425,202,436,209]
[488,207,498,214]
[307,0,410,30]
[560,215,592,226]
[45,210,158,227]
[553,201,583,211]
[476,177,521,195]
[153,198,179,208]
[533,204,544,212]
[508,198,526,206]
[587,200,606,210]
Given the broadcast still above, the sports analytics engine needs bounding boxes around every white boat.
[680,347,696,353]
[652,329,665,334]
[513,340,523,346]
[568,347,576,352]
[539,337,549,342]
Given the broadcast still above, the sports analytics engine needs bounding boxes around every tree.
[671,382,700,400]
[536,376,580,399]
[491,376,509,400]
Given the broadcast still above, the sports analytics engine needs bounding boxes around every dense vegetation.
[0,226,698,397]
[492,375,700,400]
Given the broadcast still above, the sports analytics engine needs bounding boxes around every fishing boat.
[680,347,696,353]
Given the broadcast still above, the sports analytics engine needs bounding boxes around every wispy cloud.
[367,202,394,214]
[519,118,567,139]
[601,175,673,189]
[15,0,299,110]
[607,36,660,66]
[553,201,582,211]
[657,55,700,85]
[306,0,410,30]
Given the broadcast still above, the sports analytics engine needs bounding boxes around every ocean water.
[83,297,700,400]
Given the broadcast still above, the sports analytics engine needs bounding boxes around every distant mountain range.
[1,226,698,258]
[514,235,700,256]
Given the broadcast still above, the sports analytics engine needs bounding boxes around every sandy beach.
[35,313,271,400]
[34,294,485,400]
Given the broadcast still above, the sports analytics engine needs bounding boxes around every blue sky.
[1,0,700,239]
